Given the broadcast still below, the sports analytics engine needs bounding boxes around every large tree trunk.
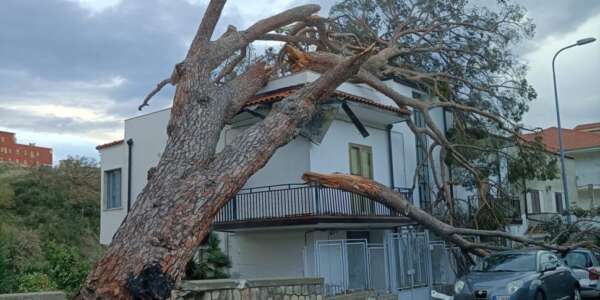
[78,2,373,298]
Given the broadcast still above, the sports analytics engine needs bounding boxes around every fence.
[215,183,413,224]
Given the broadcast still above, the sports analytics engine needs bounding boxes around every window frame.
[554,192,564,213]
[530,190,541,214]
[348,143,373,179]
[104,168,123,210]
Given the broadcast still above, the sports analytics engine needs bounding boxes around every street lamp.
[552,37,596,224]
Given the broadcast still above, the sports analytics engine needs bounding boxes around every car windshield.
[565,252,590,268]
[473,253,536,272]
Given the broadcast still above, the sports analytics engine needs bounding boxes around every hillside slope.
[0,158,103,295]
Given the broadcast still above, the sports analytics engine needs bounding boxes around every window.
[349,144,373,178]
[530,190,541,213]
[105,169,122,209]
[555,192,564,213]
[349,144,373,214]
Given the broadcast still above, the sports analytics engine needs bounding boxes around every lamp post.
[552,37,596,224]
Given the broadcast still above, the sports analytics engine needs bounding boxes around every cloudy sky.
[1,0,599,163]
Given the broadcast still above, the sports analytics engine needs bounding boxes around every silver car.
[454,249,581,300]
[563,249,600,299]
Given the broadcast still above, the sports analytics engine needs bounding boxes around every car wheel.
[573,287,581,300]
[535,290,545,300]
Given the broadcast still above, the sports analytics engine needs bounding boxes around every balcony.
[213,183,413,230]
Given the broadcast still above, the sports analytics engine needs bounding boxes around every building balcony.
[213,183,413,230]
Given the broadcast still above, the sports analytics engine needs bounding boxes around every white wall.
[99,143,127,245]
[125,109,171,205]
[572,150,600,208]
[525,157,578,213]
[224,125,312,188]
[573,151,600,187]
[225,230,307,278]
[309,119,395,187]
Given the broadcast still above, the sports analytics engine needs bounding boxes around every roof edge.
[96,139,124,150]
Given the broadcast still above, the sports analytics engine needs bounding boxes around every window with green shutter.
[349,144,373,214]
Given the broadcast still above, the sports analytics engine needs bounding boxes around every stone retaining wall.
[325,291,397,300]
[0,291,66,300]
[173,278,324,300]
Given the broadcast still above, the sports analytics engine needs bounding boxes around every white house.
[96,71,468,297]
[522,125,600,213]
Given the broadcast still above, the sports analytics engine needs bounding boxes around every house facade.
[523,125,600,213]
[97,71,462,297]
[0,130,53,166]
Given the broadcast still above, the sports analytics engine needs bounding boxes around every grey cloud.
[520,0,600,40]
[0,0,246,118]
[0,107,121,137]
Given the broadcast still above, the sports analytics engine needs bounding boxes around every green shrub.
[45,242,89,293]
[0,234,13,293]
[16,272,57,293]
[185,233,231,280]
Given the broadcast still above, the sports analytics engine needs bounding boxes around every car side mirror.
[541,262,557,272]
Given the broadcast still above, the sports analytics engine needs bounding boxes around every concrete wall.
[173,278,324,300]
[223,125,312,188]
[573,150,600,187]
[0,292,65,300]
[225,230,307,279]
[309,119,394,187]
[99,142,127,245]
[572,150,600,209]
[124,108,171,206]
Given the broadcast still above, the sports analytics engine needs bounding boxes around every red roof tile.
[97,87,410,150]
[244,87,410,115]
[96,139,124,150]
[522,127,600,152]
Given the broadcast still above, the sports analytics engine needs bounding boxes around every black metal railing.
[214,183,413,224]
[465,195,522,221]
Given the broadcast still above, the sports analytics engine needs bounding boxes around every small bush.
[45,242,89,293]
[16,272,57,293]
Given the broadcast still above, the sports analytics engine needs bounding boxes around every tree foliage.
[185,233,231,280]
[321,0,557,226]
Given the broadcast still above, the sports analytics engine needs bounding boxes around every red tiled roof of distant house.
[522,127,600,152]
[0,131,53,166]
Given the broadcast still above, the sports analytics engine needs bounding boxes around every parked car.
[454,249,581,300]
[561,249,600,299]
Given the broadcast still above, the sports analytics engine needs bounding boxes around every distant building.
[523,122,600,211]
[0,131,53,166]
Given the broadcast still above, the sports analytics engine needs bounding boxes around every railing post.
[315,184,320,214]
[232,196,238,221]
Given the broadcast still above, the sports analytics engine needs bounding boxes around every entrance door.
[386,229,432,299]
